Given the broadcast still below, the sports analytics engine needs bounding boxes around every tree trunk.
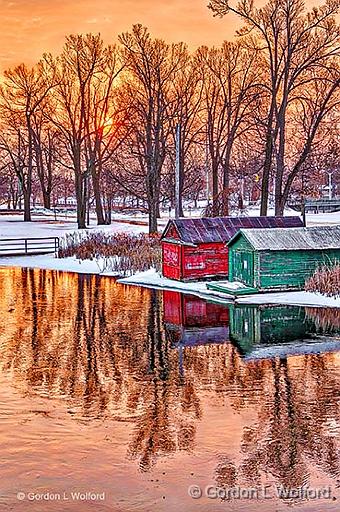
[212,162,219,217]
[105,195,112,225]
[221,148,231,216]
[24,122,33,222]
[23,190,31,221]
[91,171,105,225]
[75,173,86,229]
[33,134,52,210]
[260,102,275,216]
[42,190,51,210]
[275,198,285,216]
[275,102,288,217]
[77,196,86,229]
[148,200,158,234]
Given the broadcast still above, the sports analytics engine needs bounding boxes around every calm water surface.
[0,267,340,512]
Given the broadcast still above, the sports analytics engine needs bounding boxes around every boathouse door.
[232,251,254,286]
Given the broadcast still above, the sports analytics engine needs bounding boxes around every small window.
[243,260,248,270]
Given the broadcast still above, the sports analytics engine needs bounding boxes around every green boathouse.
[228,226,340,291]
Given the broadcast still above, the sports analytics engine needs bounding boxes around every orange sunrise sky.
[0,0,326,71]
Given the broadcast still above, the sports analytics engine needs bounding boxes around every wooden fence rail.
[0,237,59,257]
[288,198,340,213]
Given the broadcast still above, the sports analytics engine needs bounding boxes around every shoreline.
[0,255,339,309]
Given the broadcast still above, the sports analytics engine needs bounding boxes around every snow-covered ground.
[0,213,147,239]
[0,213,147,274]
[1,209,340,308]
[0,254,120,275]
[0,206,339,239]
[244,337,340,361]
[119,269,340,308]
[236,290,340,308]
[118,269,234,301]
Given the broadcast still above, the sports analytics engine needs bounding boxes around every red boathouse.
[161,216,303,281]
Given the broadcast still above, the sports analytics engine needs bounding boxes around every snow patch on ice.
[118,269,235,302]
[236,290,340,308]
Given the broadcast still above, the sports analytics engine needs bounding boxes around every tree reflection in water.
[0,268,339,494]
[127,290,203,471]
[213,354,340,493]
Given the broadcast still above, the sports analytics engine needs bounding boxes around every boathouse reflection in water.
[0,268,339,504]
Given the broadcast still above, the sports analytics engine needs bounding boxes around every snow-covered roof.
[161,216,303,244]
[232,226,340,251]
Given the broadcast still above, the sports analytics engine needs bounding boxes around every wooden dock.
[0,237,59,257]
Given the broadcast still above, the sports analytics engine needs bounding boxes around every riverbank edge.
[0,255,340,308]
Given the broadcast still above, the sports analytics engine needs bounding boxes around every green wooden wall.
[259,249,340,290]
[229,234,340,291]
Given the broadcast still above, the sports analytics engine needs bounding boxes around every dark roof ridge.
[162,216,304,244]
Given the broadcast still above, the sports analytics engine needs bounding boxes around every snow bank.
[0,254,119,276]
[2,254,338,309]
[1,211,340,309]
[120,269,340,308]
[118,269,234,302]
[236,290,340,308]
[244,337,340,361]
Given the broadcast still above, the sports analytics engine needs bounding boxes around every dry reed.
[305,307,340,331]
[305,264,340,298]
[58,231,161,276]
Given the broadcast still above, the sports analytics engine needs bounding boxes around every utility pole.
[175,123,181,218]
[206,132,209,206]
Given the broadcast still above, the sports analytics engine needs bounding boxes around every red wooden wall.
[162,241,229,281]
[162,242,182,280]
[182,242,228,280]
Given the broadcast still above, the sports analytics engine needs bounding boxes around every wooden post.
[302,200,306,227]
[175,123,181,219]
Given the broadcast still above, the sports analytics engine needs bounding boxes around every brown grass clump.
[58,231,161,276]
[305,264,340,298]
[305,307,340,331]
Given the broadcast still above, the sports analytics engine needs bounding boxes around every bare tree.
[83,44,125,225]
[166,46,204,216]
[119,25,184,233]
[209,0,340,215]
[47,34,111,228]
[197,41,259,216]
[0,62,56,220]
